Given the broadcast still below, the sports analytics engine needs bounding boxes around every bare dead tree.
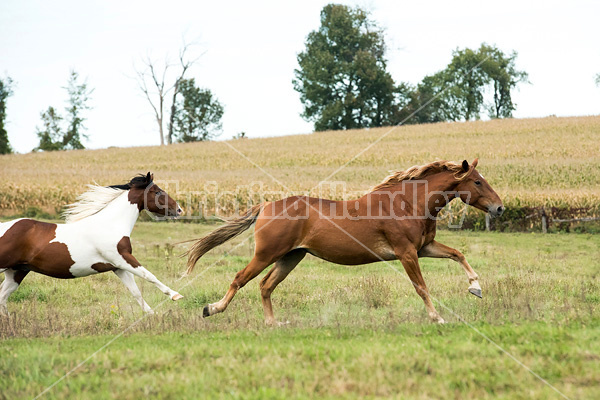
[134,42,201,145]
[135,57,169,145]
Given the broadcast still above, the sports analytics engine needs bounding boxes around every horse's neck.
[423,172,459,216]
[82,191,140,235]
[389,172,459,217]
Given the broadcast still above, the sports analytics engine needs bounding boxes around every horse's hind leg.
[114,270,154,314]
[0,269,29,317]
[106,249,183,301]
[259,249,306,326]
[204,253,281,318]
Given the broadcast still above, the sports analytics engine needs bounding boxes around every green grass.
[1,221,599,399]
[4,324,599,400]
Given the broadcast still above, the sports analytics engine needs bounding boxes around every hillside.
[1,116,599,218]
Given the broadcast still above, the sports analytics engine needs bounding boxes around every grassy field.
[1,116,599,218]
[1,220,599,399]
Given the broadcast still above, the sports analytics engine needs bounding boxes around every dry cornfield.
[1,115,599,217]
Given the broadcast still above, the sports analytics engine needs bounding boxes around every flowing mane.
[370,161,472,192]
[63,174,153,223]
[63,185,127,223]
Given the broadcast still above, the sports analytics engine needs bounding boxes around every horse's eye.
[474,180,482,186]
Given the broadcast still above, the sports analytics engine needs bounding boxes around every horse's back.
[0,218,59,268]
[0,218,58,245]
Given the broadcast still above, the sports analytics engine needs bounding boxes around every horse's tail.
[185,204,263,275]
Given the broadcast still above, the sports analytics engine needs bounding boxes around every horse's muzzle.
[488,204,504,217]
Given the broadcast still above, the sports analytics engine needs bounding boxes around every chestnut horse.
[0,173,183,316]
[186,159,504,324]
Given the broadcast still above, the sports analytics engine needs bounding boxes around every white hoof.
[265,319,290,327]
[430,313,446,324]
[171,293,183,301]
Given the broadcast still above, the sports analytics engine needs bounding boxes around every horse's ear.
[472,158,479,168]
[146,172,152,182]
[462,160,469,172]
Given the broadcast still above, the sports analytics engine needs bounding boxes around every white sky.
[1,0,599,153]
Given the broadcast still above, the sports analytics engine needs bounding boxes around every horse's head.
[128,172,182,218]
[455,159,504,217]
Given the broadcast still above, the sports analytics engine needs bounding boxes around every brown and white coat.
[0,173,183,316]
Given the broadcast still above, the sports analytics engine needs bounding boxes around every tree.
[35,107,64,152]
[135,43,200,145]
[0,77,14,154]
[293,4,405,131]
[62,70,93,149]
[405,44,527,123]
[173,78,224,142]
[404,73,463,124]
[479,44,528,119]
[444,47,491,120]
[34,71,93,151]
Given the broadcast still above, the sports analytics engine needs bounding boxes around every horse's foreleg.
[397,248,445,324]
[108,252,182,301]
[0,269,29,317]
[114,270,154,314]
[418,240,482,298]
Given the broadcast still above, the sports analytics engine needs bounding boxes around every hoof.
[469,288,482,298]
[202,305,211,318]
[145,309,155,315]
[171,293,184,301]
[265,319,289,327]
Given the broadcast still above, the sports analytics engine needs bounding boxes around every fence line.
[485,207,599,233]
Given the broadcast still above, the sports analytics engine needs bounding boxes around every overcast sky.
[1,0,599,153]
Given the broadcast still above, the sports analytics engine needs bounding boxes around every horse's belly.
[70,261,106,277]
[52,226,114,278]
[304,238,397,265]
[300,221,397,265]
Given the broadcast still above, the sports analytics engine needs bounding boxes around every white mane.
[63,185,128,223]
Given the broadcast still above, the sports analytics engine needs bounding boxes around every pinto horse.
[0,173,183,316]
[186,159,504,324]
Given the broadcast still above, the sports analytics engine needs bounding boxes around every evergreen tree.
[0,77,14,154]
[35,107,64,152]
[34,71,93,151]
[62,70,93,150]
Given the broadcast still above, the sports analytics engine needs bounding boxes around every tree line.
[5,3,597,154]
[293,4,530,131]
